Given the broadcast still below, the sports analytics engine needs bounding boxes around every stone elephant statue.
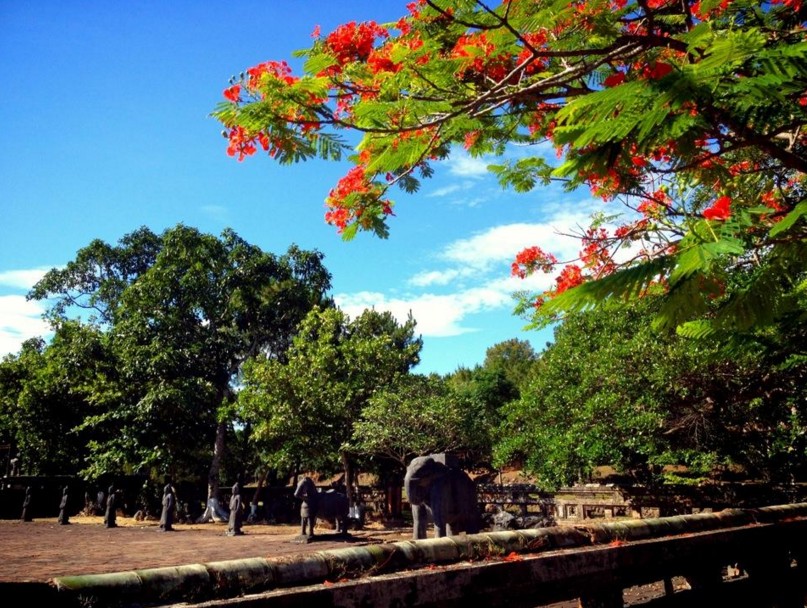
[294,476,350,536]
[404,454,480,539]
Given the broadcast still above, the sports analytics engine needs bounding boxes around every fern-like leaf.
[540,257,672,316]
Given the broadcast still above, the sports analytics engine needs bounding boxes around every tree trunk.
[386,473,403,520]
[196,419,229,523]
[248,469,271,523]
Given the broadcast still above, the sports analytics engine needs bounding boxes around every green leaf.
[676,319,716,339]
[541,258,672,317]
[303,52,338,76]
[769,201,807,237]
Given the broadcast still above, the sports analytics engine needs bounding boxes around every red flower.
[226,126,257,161]
[511,246,558,278]
[555,264,584,294]
[703,196,731,221]
[643,62,674,80]
[223,85,241,103]
[604,72,626,87]
[325,21,389,65]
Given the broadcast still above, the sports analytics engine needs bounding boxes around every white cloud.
[335,288,510,338]
[0,268,49,290]
[408,268,474,287]
[439,216,588,272]
[446,153,489,178]
[0,295,50,357]
[427,184,463,198]
[448,196,486,208]
[334,183,620,347]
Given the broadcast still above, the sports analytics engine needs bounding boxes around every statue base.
[292,532,352,544]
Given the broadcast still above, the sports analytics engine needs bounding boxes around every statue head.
[294,476,317,501]
[232,482,240,495]
[164,484,173,495]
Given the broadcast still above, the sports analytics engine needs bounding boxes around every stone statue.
[58,486,70,525]
[404,454,480,539]
[227,482,244,536]
[20,486,33,522]
[159,484,175,531]
[9,454,21,476]
[96,489,106,516]
[294,476,349,536]
[104,484,117,528]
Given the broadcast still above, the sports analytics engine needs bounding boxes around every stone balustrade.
[41,503,807,607]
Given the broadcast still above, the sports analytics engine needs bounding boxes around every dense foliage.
[5,226,331,492]
[495,295,807,488]
[214,0,807,338]
[236,306,422,498]
[353,373,485,469]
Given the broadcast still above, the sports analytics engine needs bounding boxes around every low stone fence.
[476,481,807,522]
[31,502,807,607]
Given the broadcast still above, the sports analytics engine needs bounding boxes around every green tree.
[0,324,113,477]
[237,306,422,506]
[482,338,540,393]
[353,373,476,469]
[494,295,807,488]
[213,0,807,339]
[29,225,331,516]
[446,365,518,465]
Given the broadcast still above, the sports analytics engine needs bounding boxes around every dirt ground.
[0,514,415,583]
[0,514,673,606]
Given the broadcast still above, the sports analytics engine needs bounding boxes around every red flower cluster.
[464,131,481,150]
[702,195,732,221]
[325,21,389,65]
[367,44,402,75]
[246,61,296,91]
[641,61,674,80]
[516,31,548,74]
[761,191,785,213]
[637,190,669,217]
[614,219,649,239]
[223,84,241,103]
[554,264,584,295]
[324,165,392,233]
[451,32,512,81]
[511,246,558,279]
[692,0,732,20]
[581,227,615,277]
[604,71,626,87]
[226,126,270,162]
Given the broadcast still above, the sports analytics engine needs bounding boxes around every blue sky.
[0,1,602,375]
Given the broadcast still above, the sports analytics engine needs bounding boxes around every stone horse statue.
[293,476,349,536]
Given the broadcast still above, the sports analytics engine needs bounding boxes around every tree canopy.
[237,306,422,493]
[494,294,807,488]
[24,225,332,490]
[213,0,807,338]
[353,373,485,470]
